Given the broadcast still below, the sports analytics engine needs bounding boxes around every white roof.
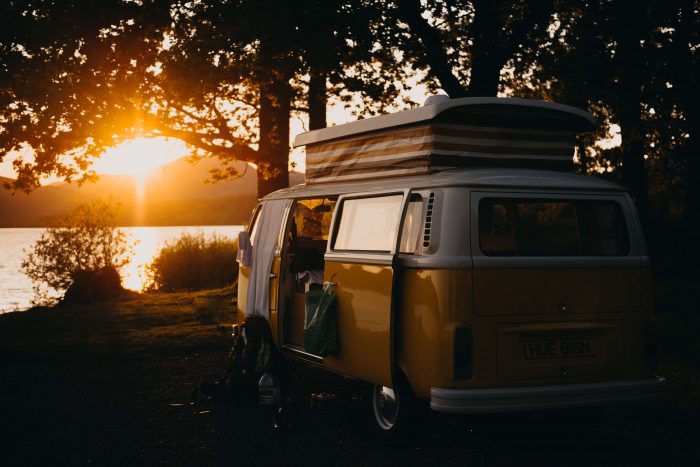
[263,167,623,201]
[293,97,596,147]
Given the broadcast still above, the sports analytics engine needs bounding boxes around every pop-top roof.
[293,97,595,184]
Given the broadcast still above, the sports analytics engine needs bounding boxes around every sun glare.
[92,137,190,176]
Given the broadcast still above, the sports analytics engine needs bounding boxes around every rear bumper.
[430,378,666,414]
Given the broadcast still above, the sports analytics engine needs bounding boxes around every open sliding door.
[322,192,409,387]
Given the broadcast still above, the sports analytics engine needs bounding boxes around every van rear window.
[478,198,630,256]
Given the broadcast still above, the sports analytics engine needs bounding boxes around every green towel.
[304,286,338,357]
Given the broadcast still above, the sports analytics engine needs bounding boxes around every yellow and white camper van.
[236,97,664,440]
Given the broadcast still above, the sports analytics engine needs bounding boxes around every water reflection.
[122,226,159,291]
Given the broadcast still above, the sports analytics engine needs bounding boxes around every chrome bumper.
[430,378,666,414]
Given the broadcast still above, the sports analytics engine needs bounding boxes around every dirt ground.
[2,355,699,467]
[0,278,698,466]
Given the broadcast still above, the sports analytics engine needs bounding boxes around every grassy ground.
[0,288,236,467]
[0,277,698,466]
[0,288,235,361]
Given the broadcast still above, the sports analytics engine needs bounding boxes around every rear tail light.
[454,326,473,379]
[644,316,659,371]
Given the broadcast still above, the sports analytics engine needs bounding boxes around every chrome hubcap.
[372,385,398,430]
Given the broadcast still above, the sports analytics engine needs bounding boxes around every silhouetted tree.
[505,0,699,264]
[665,0,700,265]
[0,1,171,191]
[395,0,555,96]
[0,0,410,197]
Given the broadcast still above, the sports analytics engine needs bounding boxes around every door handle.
[269,273,277,279]
[323,272,337,288]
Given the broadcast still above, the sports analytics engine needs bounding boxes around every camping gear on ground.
[257,371,297,429]
[224,316,277,401]
[258,372,281,410]
[221,316,297,428]
[303,281,338,357]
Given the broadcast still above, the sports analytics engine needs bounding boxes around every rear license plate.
[523,338,595,360]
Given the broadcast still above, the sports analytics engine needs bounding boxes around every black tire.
[369,374,420,446]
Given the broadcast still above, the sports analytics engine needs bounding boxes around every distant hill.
[0,159,306,227]
[0,176,80,227]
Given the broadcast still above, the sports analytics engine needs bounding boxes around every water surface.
[0,226,242,313]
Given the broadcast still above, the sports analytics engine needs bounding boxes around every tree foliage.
[149,0,413,194]
[21,198,134,300]
[502,0,699,261]
[0,0,171,191]
[394,0,556,97]
[0,0,411,197]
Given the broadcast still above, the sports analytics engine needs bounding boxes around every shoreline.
[0,225,243,314]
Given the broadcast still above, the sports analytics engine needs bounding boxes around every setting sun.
[91,137,190,176]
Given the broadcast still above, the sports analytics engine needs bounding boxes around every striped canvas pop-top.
[294,97,595,184]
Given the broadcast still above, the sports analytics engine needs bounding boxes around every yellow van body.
[236,98,664,433]
[237,170,663,412]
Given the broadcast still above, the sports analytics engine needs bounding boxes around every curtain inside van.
[246,199,288,320]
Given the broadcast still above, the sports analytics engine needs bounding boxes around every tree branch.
[153,124,259,162]
[468,0,555,96]
[173,105,219,126]
[209,102,235,139]
[396,0,468,97]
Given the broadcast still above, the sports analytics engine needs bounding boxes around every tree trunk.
[255,26,293,200]
[614,0,650,229]
[468,0,554,97]
[308,68,327,130]
[468,0,503,97]
[618,115,649,224]
[684,118,700,267]
[577,140,588,175]
[257,74,291,199]
[467,51,503,97]
[675,2,700,269]
[678,81,700,268]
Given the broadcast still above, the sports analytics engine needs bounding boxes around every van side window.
[291,199,336,241]
[334,195,403,252]
[399,194,424,254]
[288,198,336,272]
[479,198,630,256]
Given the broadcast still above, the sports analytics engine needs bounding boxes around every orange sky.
[0,83,433,181]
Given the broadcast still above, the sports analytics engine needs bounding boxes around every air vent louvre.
[423,192,435,248]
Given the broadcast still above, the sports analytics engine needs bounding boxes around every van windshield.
[478,198,630,256]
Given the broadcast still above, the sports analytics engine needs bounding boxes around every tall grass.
[145,232,238,292]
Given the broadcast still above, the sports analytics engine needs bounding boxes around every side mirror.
[237,230,252,267]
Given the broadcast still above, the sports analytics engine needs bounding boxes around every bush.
[145,232,238,292]
[22,199,134,305]
[61,265,124,305]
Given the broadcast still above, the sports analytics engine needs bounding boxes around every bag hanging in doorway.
[303,283,338,357]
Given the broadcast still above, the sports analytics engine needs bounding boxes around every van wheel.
[370,375,419,445]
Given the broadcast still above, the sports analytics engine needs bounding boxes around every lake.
[0,226,243,314]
